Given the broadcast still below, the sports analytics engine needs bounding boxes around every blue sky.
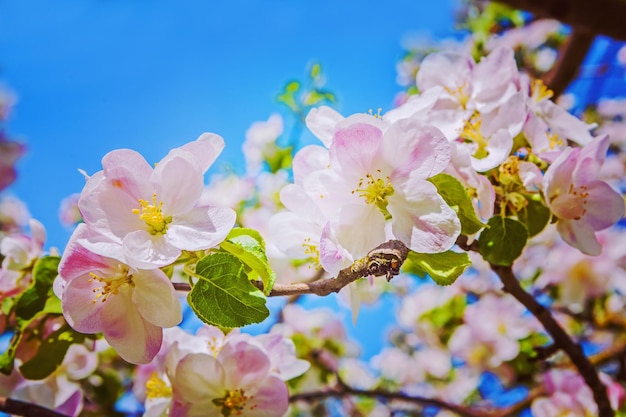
[0,1,458,360]
[1,0,458,249]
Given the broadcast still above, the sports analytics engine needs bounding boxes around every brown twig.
[491,264,614,417]
[542,27,595,99]
[0,397,68,417]
[175,240,410,297]
[290,387,486,417]
[494,0,626,41]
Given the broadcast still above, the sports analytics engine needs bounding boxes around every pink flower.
[57,224,182,364]
[298,109,461,267]
[77,133,236,269]
[544,135,625,255]
[170,344,289,417]
[0,219,46,299]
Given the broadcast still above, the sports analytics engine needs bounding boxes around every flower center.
[88,264,134,304]
[132,193,172,235]
[532,79,553,103]
[547,132,564,150]
[213,389,256,416]
[461,116,489,159]
[302,237,320,267]
[550,183,589,220]
[444,82,470,109]
[352,171,394,217]
[207,336,223,357]
[145,373,172,400]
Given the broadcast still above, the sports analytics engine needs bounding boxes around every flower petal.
[556,219,602,256]
[305,106,344,148]
[152,152,204,216]
[166,206,235,251]
[132,269,182,328]
[124,230,181,269]
[388,179,460,253]
[101,286,163,364]
[383,119,450,181]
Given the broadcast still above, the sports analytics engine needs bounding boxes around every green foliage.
[404,250,472,286]
[276,62,336,116]
[429,173,485,235]
[221,227,276,295]
[188,252,269,328]
[517,195,551,237]
[19,324,87,380]
[478,216,528,266]
[0,256,62,375]
[15,256,60,320]
[265,144,293,173]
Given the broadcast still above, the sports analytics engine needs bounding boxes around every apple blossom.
[0,344,98,417]
[57,224,182,364]
[280,106,461,274]
[77,133,236,269]
[0,218,45,299]
[543,134,625,255]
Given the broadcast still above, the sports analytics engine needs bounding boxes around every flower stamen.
[88,264,133,304]
[132,193,172,235]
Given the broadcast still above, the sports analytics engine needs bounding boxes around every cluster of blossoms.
[134,324,309,417]
[3,5,626,416]
[269,43,623,302]
[54,134,237,363]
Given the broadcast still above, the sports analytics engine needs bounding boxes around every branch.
[491,264,614,417]
[175,240,410,297]
[542,27,595,99]
[493,0,626,41]
[0,397,68,417]
[290,387,486,417]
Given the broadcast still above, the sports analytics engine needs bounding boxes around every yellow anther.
[444,82,470,109]
[532,79,554,103]
[548,133,564,150]
[213,389,256,415]
[145,373,172,400]
[131,193,172,235]
[88,265,133,304]
[302,237,321,267]
[461,116,489,159]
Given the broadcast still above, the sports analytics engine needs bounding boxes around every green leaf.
[226,227,267,249]
[517,196,550,237]
[428,173,485,235]
[15,256,60,321]
[222,229,276,295]
[0,328,23,375]
[404,250,472,286]
[310,63,321,80]
[265,144,293,173]
[188,253,269,328]
[478,216,528,266]
[19,325,86,380]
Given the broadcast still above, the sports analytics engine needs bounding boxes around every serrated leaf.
[478,216,528,266]
[15,256,60,321]
[19,325,86,380]
[222,229,276,295]
[189,253,269,328]
[517,196,550,237]
[429,173,485,235]
[227,227,267,249]
[404,250,472,286]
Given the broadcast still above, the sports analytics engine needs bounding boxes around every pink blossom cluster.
[0,343,99,417]
[135,325,309,417]
[55,134,237,364]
